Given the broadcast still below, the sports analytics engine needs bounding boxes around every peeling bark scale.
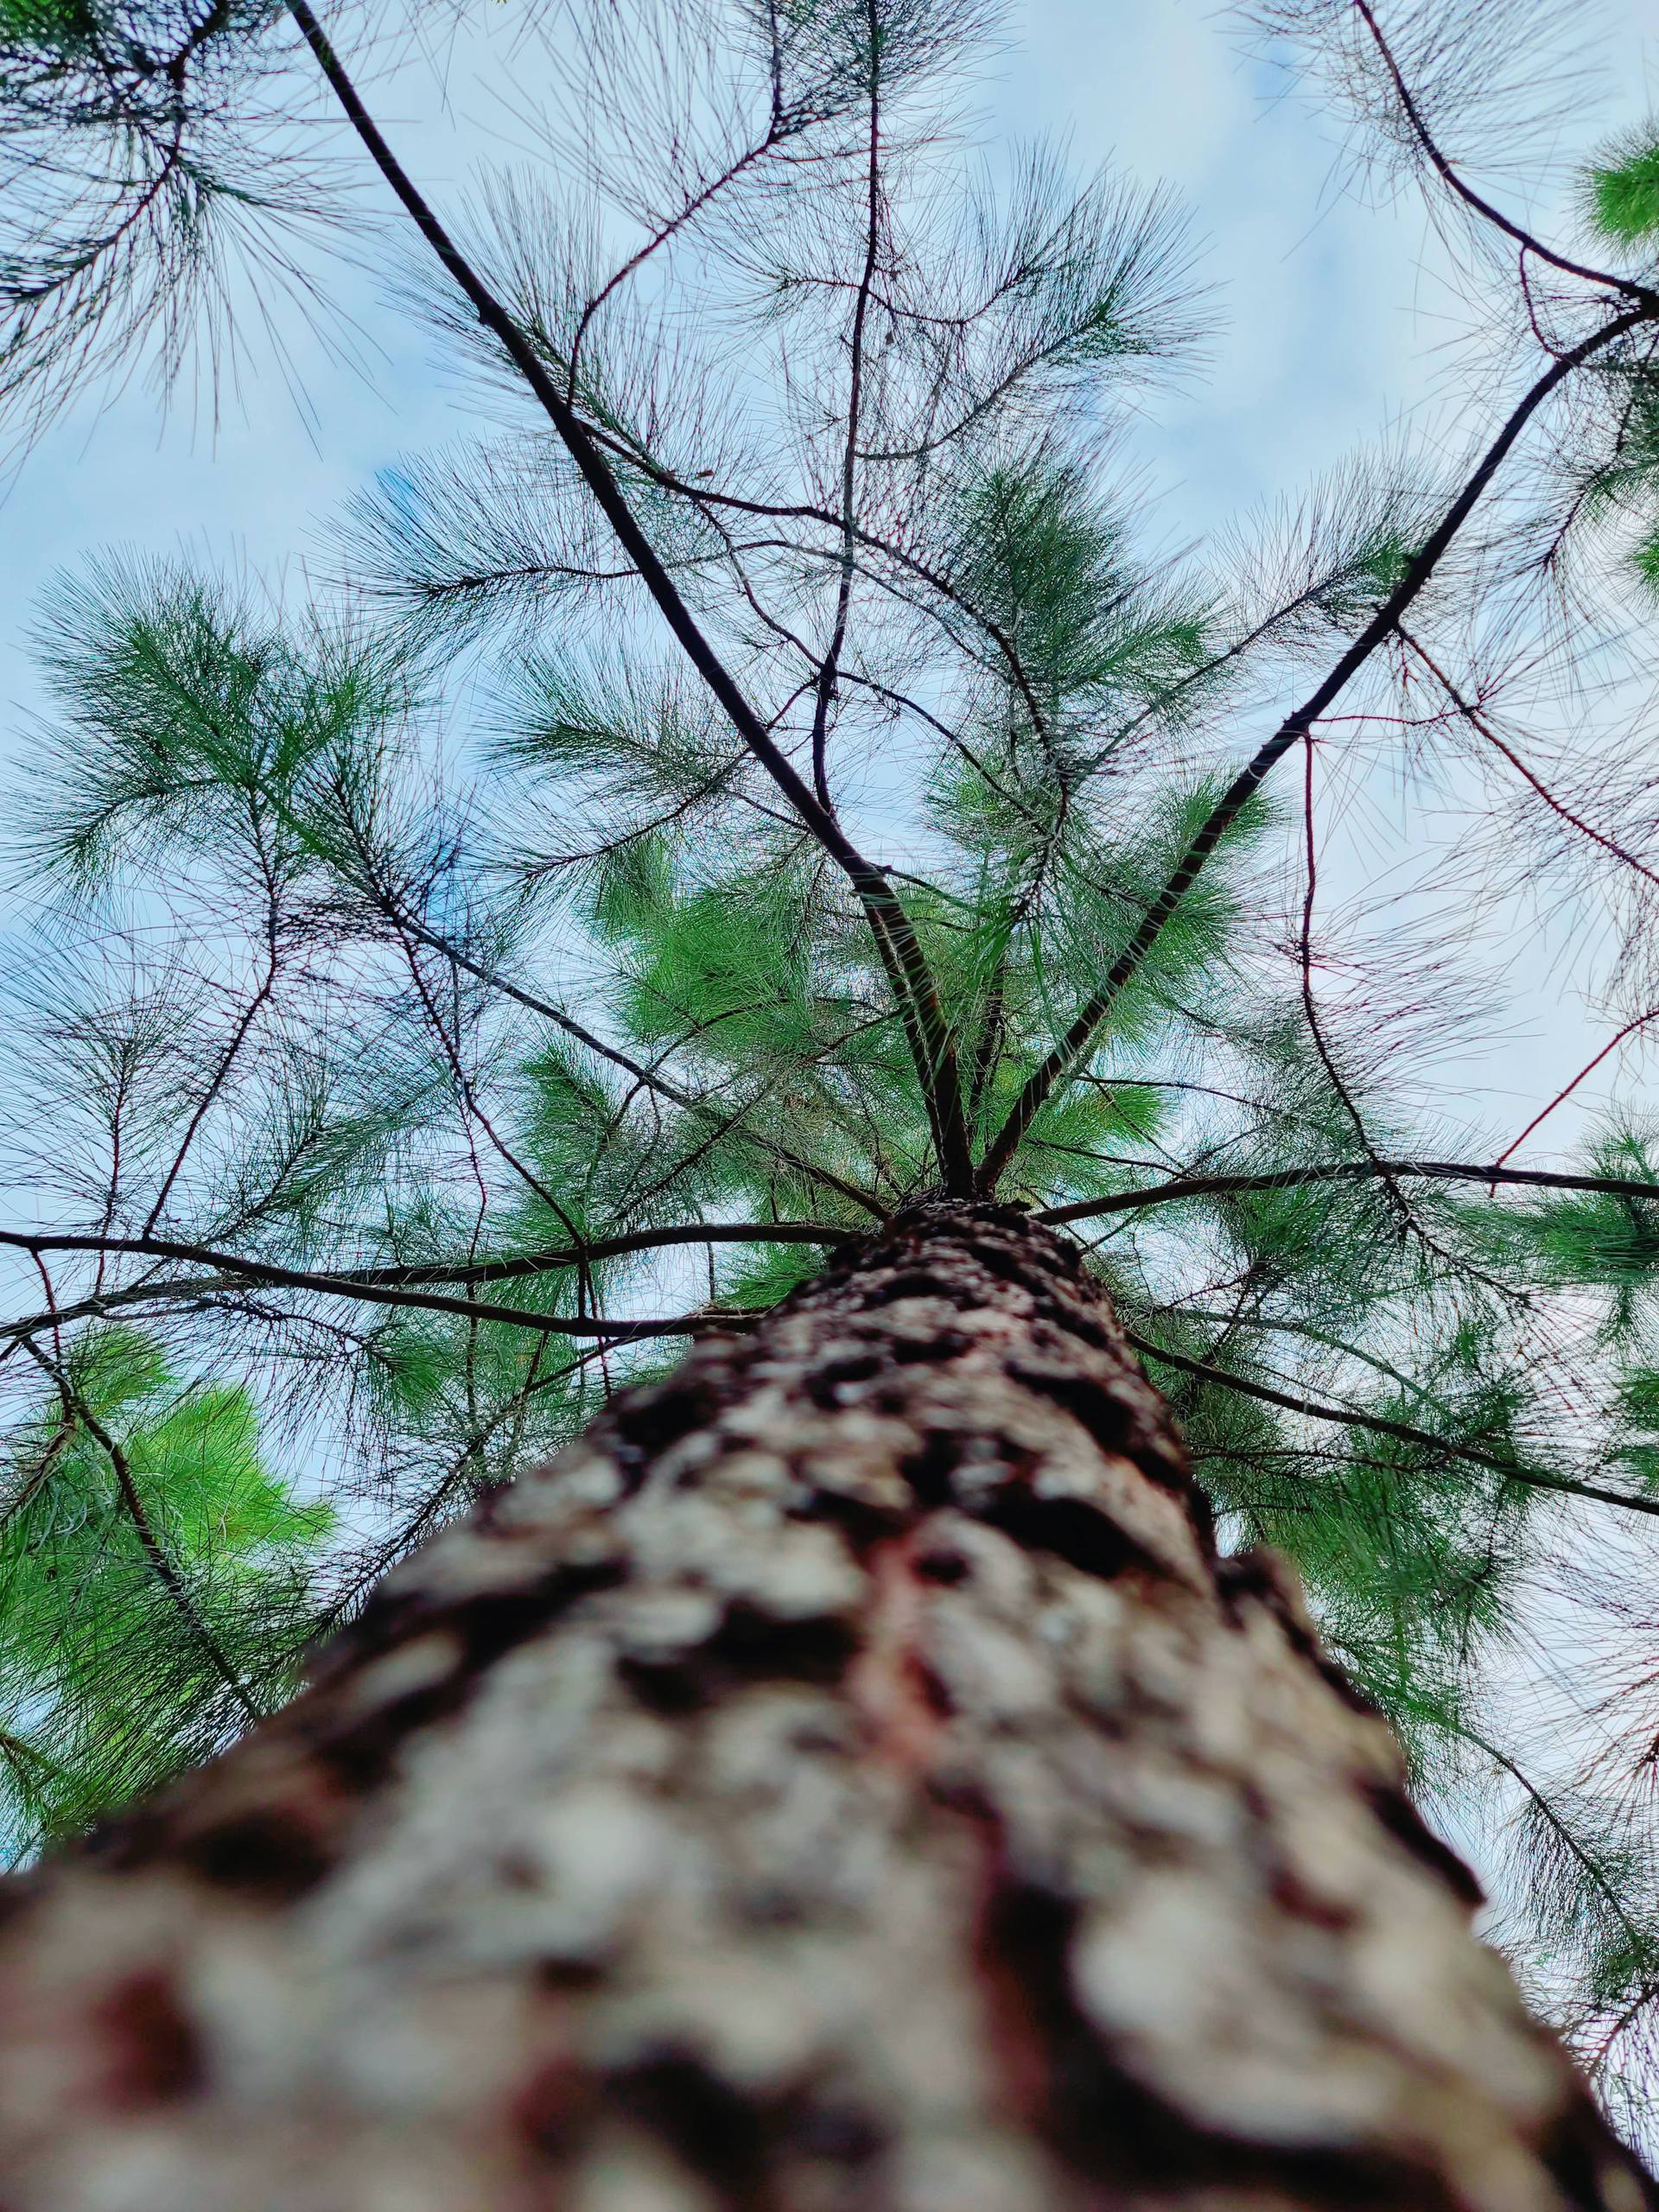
[0,1204,1649,2209]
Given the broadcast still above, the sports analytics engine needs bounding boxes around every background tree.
[5,0,1659,2195]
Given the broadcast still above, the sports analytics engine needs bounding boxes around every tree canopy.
[6,0,1659,2139]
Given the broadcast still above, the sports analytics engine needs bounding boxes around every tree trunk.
[0,1203,1648,2211]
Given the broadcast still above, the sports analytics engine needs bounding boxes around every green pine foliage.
[1,1327,330,1853]
[7,0,1659,2144]
[1586,126,1659,248]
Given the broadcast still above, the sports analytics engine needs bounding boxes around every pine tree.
[5,0,1659,2198]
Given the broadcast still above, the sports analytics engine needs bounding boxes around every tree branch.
[1445,1719,1646,1951]
[1039,1156,1659,1225]
[1124,1328,1659,1522]
[1347,0,1659,313]
[1493,1009,1659,1172]
[279,0,975,1193]
[1397,625,1659,897]
[559,421,1061,767]
[0,1231,768,1343]
[14,1337,264,1725]
[142,836,281,1237]
[1292,734,1518,1300]
[978,306,1651,1192]
[349,904,887,1221]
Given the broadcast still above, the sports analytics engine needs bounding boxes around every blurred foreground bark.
[0,1204,1649,2210]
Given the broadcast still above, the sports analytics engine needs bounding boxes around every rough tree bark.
[0,1205,1649,2210]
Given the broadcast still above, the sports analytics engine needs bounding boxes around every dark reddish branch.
[976,307,1652,1192]
[1398,626,1659,894]
[1293,738,1504,1297]
[387,909,585,1249]
[278,0,975,1196]
[807,7,882,821]
[1039,1156,1659,1222]
[798,25,964,1177]
[272,740,884,1224]
[27,1250,65,1371]
[566,420,1059,751]
[564,125,793,409]
[1452,1722,1646,1952]
[1296,732,1401,1204]
[0,1229,741,1343]
[1493,1007,1659,1172]
[141,918,279,1239]
[7,102,189,314]
[1347,0,1659,313]
[1125,1327,1659,1524]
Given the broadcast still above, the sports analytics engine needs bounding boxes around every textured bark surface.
[0,1204,1649,2210]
